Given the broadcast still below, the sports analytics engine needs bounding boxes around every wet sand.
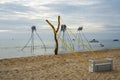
[0,49,120,80]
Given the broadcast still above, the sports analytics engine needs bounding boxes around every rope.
[66,30,74,50]
[81,31,93,49]
[67,28,104,60]
[78,31,84,49]
[21,31,46,55]
[58,31,89,73]
[62,31,66,51]
[21,33,32,51]
[31,32,34,55]
[58,31,63,52]
[35,31,47,52]
[57,34,89,66]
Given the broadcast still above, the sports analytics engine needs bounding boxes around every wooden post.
[46,16,60,55]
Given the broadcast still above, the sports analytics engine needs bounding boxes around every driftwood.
[46,16,60,55]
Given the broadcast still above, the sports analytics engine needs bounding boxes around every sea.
[0,29,120,59]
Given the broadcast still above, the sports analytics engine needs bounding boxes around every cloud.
[0,2,35,12]
[0,0,17,3]
[0,2,39,20]
[0,30,12,33]
[0,0,120,34]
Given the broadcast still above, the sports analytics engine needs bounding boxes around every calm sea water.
[0,31,120,59]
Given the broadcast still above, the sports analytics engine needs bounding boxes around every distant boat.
[113,39,119,41]
[89,39,99,43]
[99,44,104,47]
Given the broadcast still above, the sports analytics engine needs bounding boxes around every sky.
[0,0,120,39]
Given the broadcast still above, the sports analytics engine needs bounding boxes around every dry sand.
[0,49,120,80]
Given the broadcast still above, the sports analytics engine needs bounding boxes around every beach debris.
[21,26,46,55]
[89,58,113,72]
[46,16,60,55]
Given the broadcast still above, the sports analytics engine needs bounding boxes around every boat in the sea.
[99,44,104,47]
[89,39,99,43]
[113,39,119,41]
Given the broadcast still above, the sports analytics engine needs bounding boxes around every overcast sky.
[0,0,120,39]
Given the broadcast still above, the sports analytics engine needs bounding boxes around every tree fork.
[46,16,60,55]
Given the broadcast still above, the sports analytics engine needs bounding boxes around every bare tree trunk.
[54,33,58,55]
[46,16,60,55]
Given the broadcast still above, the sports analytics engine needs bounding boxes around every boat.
[89,39,99,43]
[99,44,104,47]
[113,39,119,41]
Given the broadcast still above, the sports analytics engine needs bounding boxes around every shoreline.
[0,49,120,80]
[0,48,120,60]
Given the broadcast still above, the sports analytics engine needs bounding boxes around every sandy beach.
[0,49,120,80]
